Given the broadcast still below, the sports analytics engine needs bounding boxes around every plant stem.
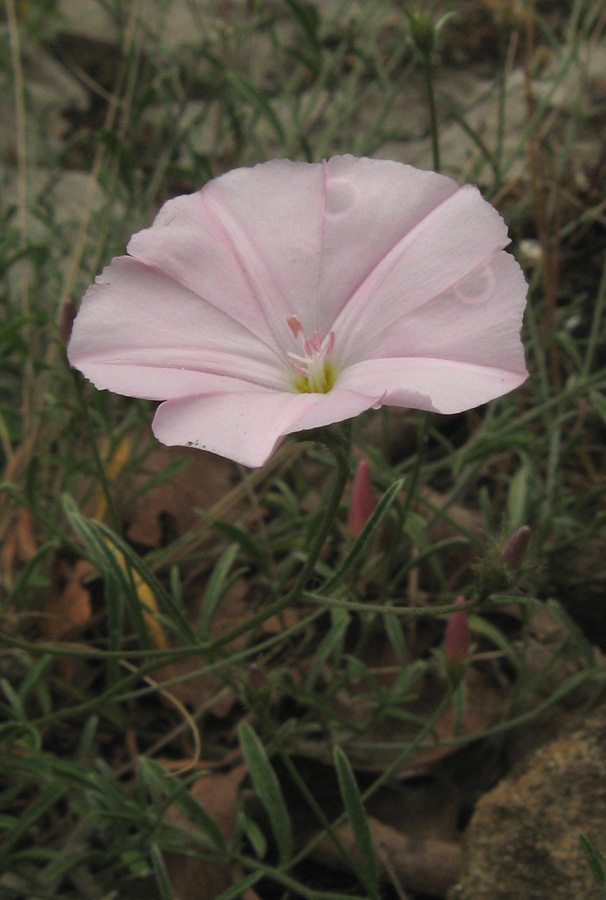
[424,55,440,172]
[288,426,352,604]
[200,428,352,651]
[71,370,121,533]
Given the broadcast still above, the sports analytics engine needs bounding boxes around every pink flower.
[444,596,470,666]
[68,156,528,467]
[347,460,376,539]
[501,525,531,571]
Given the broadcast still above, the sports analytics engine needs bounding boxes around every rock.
[449,706,606,900]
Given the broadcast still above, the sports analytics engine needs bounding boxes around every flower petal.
[127,160,329,350]
[123,157,464,350]
[67,156,529,469]
[358,250,528,373]
[339,356,526,414]
[316,156,460,334]
[332,182,513,365]
[152,387,381,468]
[68,256,287,397]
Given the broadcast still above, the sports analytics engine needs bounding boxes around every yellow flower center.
[287,316,336,394]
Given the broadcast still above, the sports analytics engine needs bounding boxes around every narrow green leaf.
[383,613,408,668]
[62,493,195,643]
[468,614,519,670]
[139,758,227,853]
[0,783,66,861]
[76,715,99,764]
[333,746,378,895]
[239,812,267,859]
[212,520,269,577]
[547,600,595,668]
[198,543,240,640]
[305,609,350,691]
[224,71,286,144]
[238,722,292,864]
[214,871,263,900]
[580,833,606,890]
[507,463,529,532]
[150,843,174,900]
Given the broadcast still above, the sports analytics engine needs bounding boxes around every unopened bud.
[407,8,435,56]
[501,526,531,571]
[347,460,375,539]
[444,596,470,683]
[247,663,267,692]
[406,8,454,59]
[244,663,270,710]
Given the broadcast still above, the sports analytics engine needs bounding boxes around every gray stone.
[449,707,606,900]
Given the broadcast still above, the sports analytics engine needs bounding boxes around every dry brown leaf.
[310,816,462,898]
[262,607,301,634]
[417,487,486,591]
[346,666,510,776]
[125,446,238,548]
[163,765,260,900]
[44,557,95,681]
[1,507,38,589]
[155,578,250,717]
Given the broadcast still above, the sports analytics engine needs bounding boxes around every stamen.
[286,318,336,394]
[287,315,304,338]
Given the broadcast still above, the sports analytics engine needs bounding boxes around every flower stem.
[71,369,120,533]
[286,426,352,606]
[203,427,352,652]
[424,55,441,172]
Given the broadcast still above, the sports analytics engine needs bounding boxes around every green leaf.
[139,758,228,853]
[239,812,267,859]
[547,600,596,668]
[62,493,195,644]
[224,70,286,144]
[333,746,378,896]
[580,832,606,891]
[305,609,350,691]
[212,520,269,577]
[214,871,264,900]
[238,722,292,864]
[198,543,240,640]
[507,463,530,532]
[468,614,519,670]
[150,844,173,900]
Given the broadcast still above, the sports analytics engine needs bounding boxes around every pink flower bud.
[444,596,470,665]
[347,460,375,538]
[247,663,267,692]
[501,525,531,571]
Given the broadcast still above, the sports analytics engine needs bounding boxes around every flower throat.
[287,315,336,394]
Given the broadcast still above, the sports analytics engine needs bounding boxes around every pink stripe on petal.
[128,160,330,349]
[363,251,528,372]
[68,256,287,393]
[315,157,460,334]
[333,184,512,364]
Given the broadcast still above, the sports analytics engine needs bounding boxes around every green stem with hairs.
[424,54,441,172]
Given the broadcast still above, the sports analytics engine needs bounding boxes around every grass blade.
[238,722,292,865]
[333,746,379,897]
